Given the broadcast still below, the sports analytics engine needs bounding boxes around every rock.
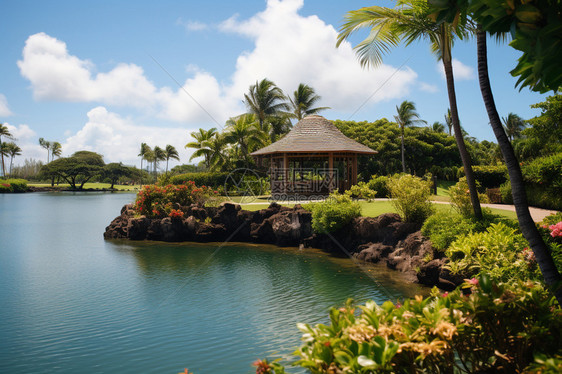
[354,242,393,263]
[417,259,444,286]
[126,217,150,240]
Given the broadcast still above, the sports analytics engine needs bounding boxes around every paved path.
[238,198,558,223]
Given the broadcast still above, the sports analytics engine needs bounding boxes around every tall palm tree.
[153,146,166,176]
[138,142,151,174]
[164,144,180,173]
[244,78,290,132]
[394,100,426,173]
[444,109,453,136]
[185,128,217,170]
[6,142,22,176]
[143,148,155,176]
[502,113,526,142]
[0,124,15,177]
[288,83,330,121]
[337,0,482,219]
[225,114,265,164]
[38,138,52,164]
[51,142,62,160]
[474,27,562,303]
[431,121,446,133]
[207,133,229,171]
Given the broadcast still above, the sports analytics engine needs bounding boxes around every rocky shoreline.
[104,202,463,290]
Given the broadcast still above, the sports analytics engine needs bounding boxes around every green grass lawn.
[28,182,140,191]
[239,199,518,220]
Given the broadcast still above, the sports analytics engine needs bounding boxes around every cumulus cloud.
[62,106,196,167]
[419,82,439,93]
[0,94,13,116]
[220,0,417,112]
[2,122,45,162]
[437,58,475,81]
[177,18,209,32]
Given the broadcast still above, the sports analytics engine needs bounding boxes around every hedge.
[0,179,28,193]
[457,164,508,189]
[169,172,230,188]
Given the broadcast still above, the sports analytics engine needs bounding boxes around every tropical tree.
[244,78,289,132]
[394,100,426,173]
[138,142,150,173]
[152,146,166,176]
[288,83,330,121]
[103,162,133,189]
[185,128,217,169]
[431,121,446,133]
[337,0,482,219]
[143,148,155,176]
[207,133,230,171]
[444,109,453,135]
[1,123,14,177]
[164,144,180,173]
[224,114,266,165]
[51,142,62,160]
[6,142,22,176]
[502,113,526,141]
[39,138,51,163]
[40,151,104,189]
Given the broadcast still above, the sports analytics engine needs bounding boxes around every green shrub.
[169,172,230,188]
[500,179,562,210]
[260,275,561,373]
[445,222,536,282]
[0,179,28,193]
[304,193,362,234]
[448,177,489,217]
[458,164,508,189]
[499,180,513,204]
[344,181,377,201]
[387,174,434,223]
[540,212,562,227]
[366,175,389,197]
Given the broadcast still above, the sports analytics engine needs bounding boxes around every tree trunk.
[442,56,482,219]
[476,28,562,304]
[401,127,406,173]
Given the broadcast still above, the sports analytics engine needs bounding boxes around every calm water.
[0,192,424,373]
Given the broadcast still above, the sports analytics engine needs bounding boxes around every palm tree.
[289,83,330,121]
[138,142,151,173]
[39,138,51,164]
[207,133,229,171]
[185,128,217,170]
[244,78,290,132]
[6,142,22,176]
[164,144,180,172]
[143,148,155,176]
[51,142,62,160]
[502,113,526,142]
[1,123,14,177]
[337,0,482,219]
[394,100,426,173]
[153,146,166,176]
[225,114,265,164]
[431,121,446,133]
[444,109,453,136]
[474,27,562,303]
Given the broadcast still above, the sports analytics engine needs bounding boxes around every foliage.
[39,151,105,189]
[457,164,507,189]
[262,275,561,373]
[103,163,135,189]
[304,193,362,234]
[445,222,537,282]
[0,178,28,193]
[170,172,230,189]
[469,0,562,92]
[9,158,44,180]
[387,174,434,223]
[288,83,330,121]
[366,175,390,198]
[170,164,205,175]
[449,177,489,217]
[344,182,377,201]
[134,182,220,218]
[541,212,562,227]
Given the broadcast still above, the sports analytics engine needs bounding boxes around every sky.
[0,0,549,168]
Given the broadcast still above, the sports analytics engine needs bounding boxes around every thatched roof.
[251,115,377,156]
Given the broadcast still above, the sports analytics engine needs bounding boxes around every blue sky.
[0,0,548,167]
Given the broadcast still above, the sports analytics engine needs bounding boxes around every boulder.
[354,242,393,263]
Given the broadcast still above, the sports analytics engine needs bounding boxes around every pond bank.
[104,202,463,290]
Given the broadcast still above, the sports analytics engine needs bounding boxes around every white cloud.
[437,58,475,81]
[419,82,439,93]
[62,106,197,167]
[2,122,45,163]
[220,0,418,112]
[0,94,13,116]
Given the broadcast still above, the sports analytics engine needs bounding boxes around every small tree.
[387,174,434,223]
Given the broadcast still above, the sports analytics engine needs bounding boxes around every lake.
[0,192,425,373]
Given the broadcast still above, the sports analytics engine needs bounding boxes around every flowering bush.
[549,221,562,238]
[134,182,220,218]
[258,275,561,373]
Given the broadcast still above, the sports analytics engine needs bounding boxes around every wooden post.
[352,154,358,185]
[283,153,289,194]
[328,152,334,193]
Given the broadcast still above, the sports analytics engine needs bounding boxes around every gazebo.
[251,115,377,196]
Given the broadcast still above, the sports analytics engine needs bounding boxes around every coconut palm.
[444,109,453,136]
[138,142,151,173]
[143,148,155,176]
[225,114,266,164]
[164,144,180,173]
[6,142,22,176]
[394,100,426,173]
[51,142,62,160]
[185,128,217,170]
[502,113,526,142]
[289,83,330,121]
[0,124,15,177]
[244,78,290,132]
[38,138,51,164]
[431,121,446,133]
[153,146,166,176]
[337,0,482,219]
[207,133,229,171]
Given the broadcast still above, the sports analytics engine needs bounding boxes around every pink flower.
[467,278,479,286]
[549,222,562,238]
[441,292,449,297]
